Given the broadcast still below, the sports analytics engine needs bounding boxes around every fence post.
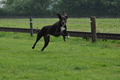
[30,17,33,37]
[90,16,97,43]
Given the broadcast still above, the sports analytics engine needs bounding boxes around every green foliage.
[1,0,15,6]
[0,0,120,17]
[1,0,52,16]
[0,32,120,80]
[52,0,120,16]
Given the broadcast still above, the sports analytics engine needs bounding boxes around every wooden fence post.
[90,16,97,42]
[30,17,33,37]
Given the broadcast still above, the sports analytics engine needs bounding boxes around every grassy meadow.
[0,18,120,80]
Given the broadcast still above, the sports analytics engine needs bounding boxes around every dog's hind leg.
[32,32,43,49]
[41,35,50,51]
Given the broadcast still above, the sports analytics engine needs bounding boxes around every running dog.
[32,13,69,51]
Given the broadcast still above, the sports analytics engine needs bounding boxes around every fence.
[0,17,120,41]
[96,18,120,33]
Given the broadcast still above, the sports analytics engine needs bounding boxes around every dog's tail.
[36,27,39,33]
[36,27,45,32]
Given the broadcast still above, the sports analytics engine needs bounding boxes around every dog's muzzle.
[61,21,66,26]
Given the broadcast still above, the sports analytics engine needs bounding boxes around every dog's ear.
[65,15,68,19]
[56,14,61,19]
[63,12,68,19]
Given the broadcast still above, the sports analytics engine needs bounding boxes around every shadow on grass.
[74,66,88,71]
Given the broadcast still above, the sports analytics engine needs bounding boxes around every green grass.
[97,18,120,33]
[0,18,120,33]
[0,32,120,80]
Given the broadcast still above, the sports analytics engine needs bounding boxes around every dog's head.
[56,12,68,26]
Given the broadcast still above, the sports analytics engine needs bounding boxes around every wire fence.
[97,18,120,33]
[0,20,91,24]
[0,18,91,32]
[0,17,120,33]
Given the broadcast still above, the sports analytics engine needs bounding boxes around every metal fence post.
[30,17,33,37]
[90,16,97,42]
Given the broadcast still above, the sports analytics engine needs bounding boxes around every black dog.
[32,13,69,51]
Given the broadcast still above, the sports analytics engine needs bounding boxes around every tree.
[1,0,120,17]
[52,0,120,17]
[1,0,52,16]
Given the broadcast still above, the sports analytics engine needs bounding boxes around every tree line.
[0,0,120,17]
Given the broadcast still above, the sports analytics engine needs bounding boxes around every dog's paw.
[64,39,66,42]
[67,35,70,38]
[32,47,34,49]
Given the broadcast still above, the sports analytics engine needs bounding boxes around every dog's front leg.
[54,32,66,41]
[62,35,66,42]
[62,31,68,42]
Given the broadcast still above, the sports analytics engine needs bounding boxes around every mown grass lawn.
[0,32,120,80]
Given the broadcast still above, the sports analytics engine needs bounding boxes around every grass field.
[0,18,120,33]
[0,18,120,80]
[0,32,120,80]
